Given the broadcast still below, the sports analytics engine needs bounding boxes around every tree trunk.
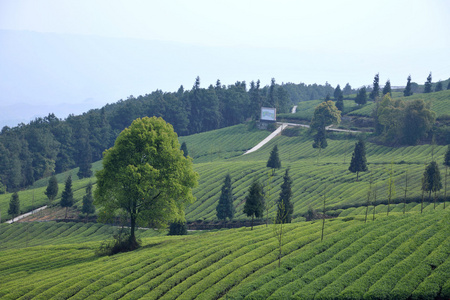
[251,215,254,230]
[130,213,137,246]
[65,207,68,219]
[356,171,359,182]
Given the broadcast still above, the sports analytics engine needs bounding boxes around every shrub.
[168,221,188,236]
[96,228,140,256]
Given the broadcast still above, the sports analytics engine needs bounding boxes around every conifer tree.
[424,72,433,93]
[444,145,450,209]
[382,79,391,95]
[435,81,443,92]
[404,75,413,96]
[343,83,352,95]
[82,182,95,218]
[369,73,380,100]
[61,175,73,219]
[216,174,234,220]
[313,127,328,150]
[422,161,442,209]
[335,93,344,112]
[276,168,294,223]
[45,175,58,203]
[243,180,264,230]
[267,145,281,174]
[355,87,367,105]
[8,192,20,222]
[349,139,368,181]
[180,141,189,158]
[333,84,342,100]
[77,141,92,179]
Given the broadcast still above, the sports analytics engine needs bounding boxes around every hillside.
[1,210,449,299]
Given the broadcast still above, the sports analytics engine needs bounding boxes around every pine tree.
[382,79,391,95]
[404,75,413,96]
[267,145,281,174]
[313,127,328,149]
[216,174,234,220]
[349,139,368,181]
[335,93,344,112]
[180,141,189,158]
[77,141,92,179]
[343,83,352,95]
[243,180,264,230]
[333,84,342,100]
[82,182,95,218]
[443,146,450,209]
[422,161,442,209]
[276,168,294,223]
[435,81,443,92]
[369,73,380,100]
[8,192,20,222]
[61,175,73,219]
[45,175,58,203]
[355,87,367,105]
[424,72,432,93]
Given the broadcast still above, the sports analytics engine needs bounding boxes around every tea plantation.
[0,210,449,299]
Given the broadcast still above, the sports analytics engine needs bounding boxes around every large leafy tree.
[60,175,73,219]
[243,180,264,230]
[424,72,433,93]
[403,75,413,97]
[402,99,435,145]
[8,192,20,222]
[369,73,380,100]
[349,139,368,181]
[216,174,235,220]
[95,117,198,248]
[276,168,294,224]
[45,175,58,203]
[310,101,341,150]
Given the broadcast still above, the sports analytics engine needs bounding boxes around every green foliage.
[81,182,95,215]
[94,117,198,247]
[355,86,368,105]
[267,145,281,170]
[276,168,294,223]
[382,79,391,95]
[424,72,433,93]
[369,73,380,100]
[8,192,19,219]
[422,161,442,193]
[216,174,235,220]
[333,84,342,100]
[180,141,188,158]
[435,81,443,92]
[348,139,368,181]
[61,175,73,219]
[44,175,58,202]
[168,221,188,236]
[0,180,5,194]
[313,127,328,149]
[311,101,341,130]
[243,180,264,229]
[444,145,450,167]
[404,75,413,96]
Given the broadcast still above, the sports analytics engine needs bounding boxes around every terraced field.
[1,210,449,299]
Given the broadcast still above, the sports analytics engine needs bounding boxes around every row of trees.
[0,77,292,192]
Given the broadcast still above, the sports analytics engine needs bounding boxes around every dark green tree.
[216,174,235,220]
[382,79,391,95]
[0,180,5,194]
[82,182,95,217]
[435,81,443,92]
[333,84,342,100]
[422,161,442,209]
[325,94,331,101]
[8,192,20,222]
[180,141,189,158]
[447,81,450,90]
[311,101,341,151]
[343,83,353,95]
[349,139,368,181]
[335,93,344,112]
[168,221,187,235]
[267,145,281,174]
[355,87,367,105]
[276,168,294,224]
[61,175,73,219]
[44,175,58,203]
[404,75,413,97]
[243,180,264,230]
[402,99,436,145]
[313,127,328,149]
[370,73,380,100]
[77,140,92,179]
[443,145,450,209]
[424,72,433,93]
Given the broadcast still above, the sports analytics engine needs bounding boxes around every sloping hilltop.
[1,210,449,299]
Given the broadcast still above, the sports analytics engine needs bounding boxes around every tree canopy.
[94,117,198,248]
[82,182,95,215]
[60,175,73,219]
[382,79,391,96]
[45,175,58,203]
[424,72,433,93]
[348,139,368,181]
[8,192,20,221]
[355,87,367,105]
[404,75,413,97]
[310,101,340,150]
[369,73,380,100]
[243,180,264,230]
[267,145,281,172]
[276,168,294,223]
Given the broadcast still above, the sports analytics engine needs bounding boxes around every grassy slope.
[349,89,450,118]
[0,210,449,299]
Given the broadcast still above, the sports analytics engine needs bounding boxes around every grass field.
[0,210,449,299]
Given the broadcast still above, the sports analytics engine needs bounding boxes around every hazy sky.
[0,0,449,118]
